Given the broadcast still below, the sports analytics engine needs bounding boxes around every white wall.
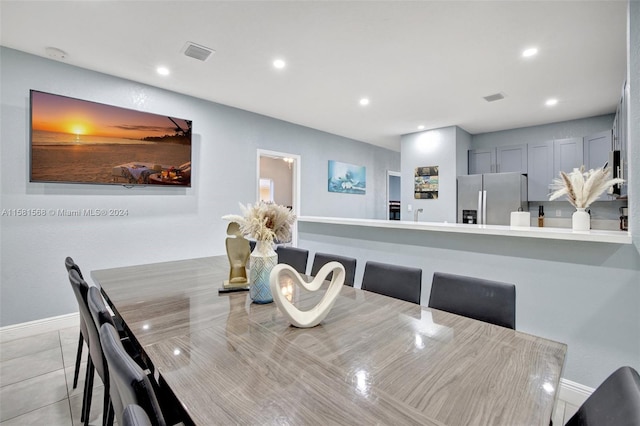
[400,126,468,223]
[0,47,400,326]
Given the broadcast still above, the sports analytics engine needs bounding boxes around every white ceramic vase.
[572,208,590,231]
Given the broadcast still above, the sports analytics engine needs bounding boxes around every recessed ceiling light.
[522,47,538,57]
[273,59,286,69]
[545,98,558,106]
[417,125,425,130]
[359,98,370,106]
[156,66,170,76]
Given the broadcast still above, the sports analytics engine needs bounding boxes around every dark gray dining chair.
[122,404,153,426]
[276,246,309,274]
[69,269,111,426]
[311,252,357,286]
[100,322,167,426]
[361,261,422,304]
[428,272,516,329]
[65,256,88,390]
[565,366,640,426]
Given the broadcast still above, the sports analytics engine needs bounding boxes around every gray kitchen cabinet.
[584,130,613,201]
[469,144,527,174]
[527,137,583,201]
[468,148,495,174]
[497,144,527,173]
[553,137,583,179]
[527,141,554,201]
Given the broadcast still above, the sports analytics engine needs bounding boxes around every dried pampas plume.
[549,164,624,208]
[223,202,296,252]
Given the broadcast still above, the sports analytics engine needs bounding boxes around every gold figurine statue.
[223,222,251,289]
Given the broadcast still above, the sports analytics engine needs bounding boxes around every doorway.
[257,149,301,245]
[387,171,401,220]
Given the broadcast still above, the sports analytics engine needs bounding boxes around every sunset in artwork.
[30,91,192,186]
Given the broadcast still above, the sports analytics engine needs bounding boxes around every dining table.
[91,255,567,425]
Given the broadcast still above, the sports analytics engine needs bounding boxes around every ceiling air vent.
[182,42,215,62]
[483,92,506,102]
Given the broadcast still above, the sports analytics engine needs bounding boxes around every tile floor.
[0,326,106,425]
[1,323,580,425]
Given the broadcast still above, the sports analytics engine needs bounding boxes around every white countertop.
[298,216,632,244]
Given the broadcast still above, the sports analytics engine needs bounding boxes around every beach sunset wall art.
[30,90,192,186]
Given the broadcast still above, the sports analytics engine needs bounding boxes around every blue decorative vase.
[249,241,277,303]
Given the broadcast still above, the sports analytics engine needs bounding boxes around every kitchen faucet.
[414,208,423,222]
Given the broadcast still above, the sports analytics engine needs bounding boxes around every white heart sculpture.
[269,261,345,328]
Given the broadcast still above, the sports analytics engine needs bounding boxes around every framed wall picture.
[414,166,439,199]
[328,160,366,194]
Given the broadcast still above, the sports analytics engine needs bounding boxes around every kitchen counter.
[298,216,632,244]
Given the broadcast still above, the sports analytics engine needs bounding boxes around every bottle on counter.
[538,205,544,227]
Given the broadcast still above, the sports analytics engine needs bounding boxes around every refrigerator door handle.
[482,190,487,225]
[477,191,483,224]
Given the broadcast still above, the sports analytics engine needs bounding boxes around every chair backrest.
[69,269,107,381]
[428,272,516,329]
[276,246,309,274]
[66,258,88,340]
[565,366,640,426]
[65,256,84,279]
[311,253,357,286]
[361,261,422,304]
[123,404,153,426]
[100,323,166,426]
[87,286,118,381]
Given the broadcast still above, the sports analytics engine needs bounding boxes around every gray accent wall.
[0,47,399,326]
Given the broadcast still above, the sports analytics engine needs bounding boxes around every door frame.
[256,149,301,246]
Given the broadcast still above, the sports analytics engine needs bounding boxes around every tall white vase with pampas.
[550,165,624,232]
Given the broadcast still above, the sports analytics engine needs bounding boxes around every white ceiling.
[0,1,628,151]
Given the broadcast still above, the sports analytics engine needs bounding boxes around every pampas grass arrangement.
[223,202,296,250]
[549,164,624,209]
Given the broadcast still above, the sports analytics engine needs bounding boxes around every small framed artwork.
[328,160,366,194]
[414,166,439,199]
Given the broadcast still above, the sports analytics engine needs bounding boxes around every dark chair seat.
[276,246,309,274]
[311,252,357,286]
[361,261,422,304]
[565,366,640,426]
[428,272,516,329]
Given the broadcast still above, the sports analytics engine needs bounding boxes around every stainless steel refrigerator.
[457,172,528,225]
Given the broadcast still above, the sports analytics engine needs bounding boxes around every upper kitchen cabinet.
[584,130,612,170]
[584,130,613,202]
[468,148,495,174]
[527,137,583,201]
[553,137,583,179]
[468,144,527,174]
[527,141,554,201]
[497,144,528,174]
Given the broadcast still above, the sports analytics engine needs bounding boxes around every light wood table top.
[92,256,566,425]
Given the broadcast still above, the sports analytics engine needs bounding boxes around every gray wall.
[0,47,399,326]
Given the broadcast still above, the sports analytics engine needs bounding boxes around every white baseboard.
[0,312,596,410]
[559,378,594,407]
[0,312,79,343]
